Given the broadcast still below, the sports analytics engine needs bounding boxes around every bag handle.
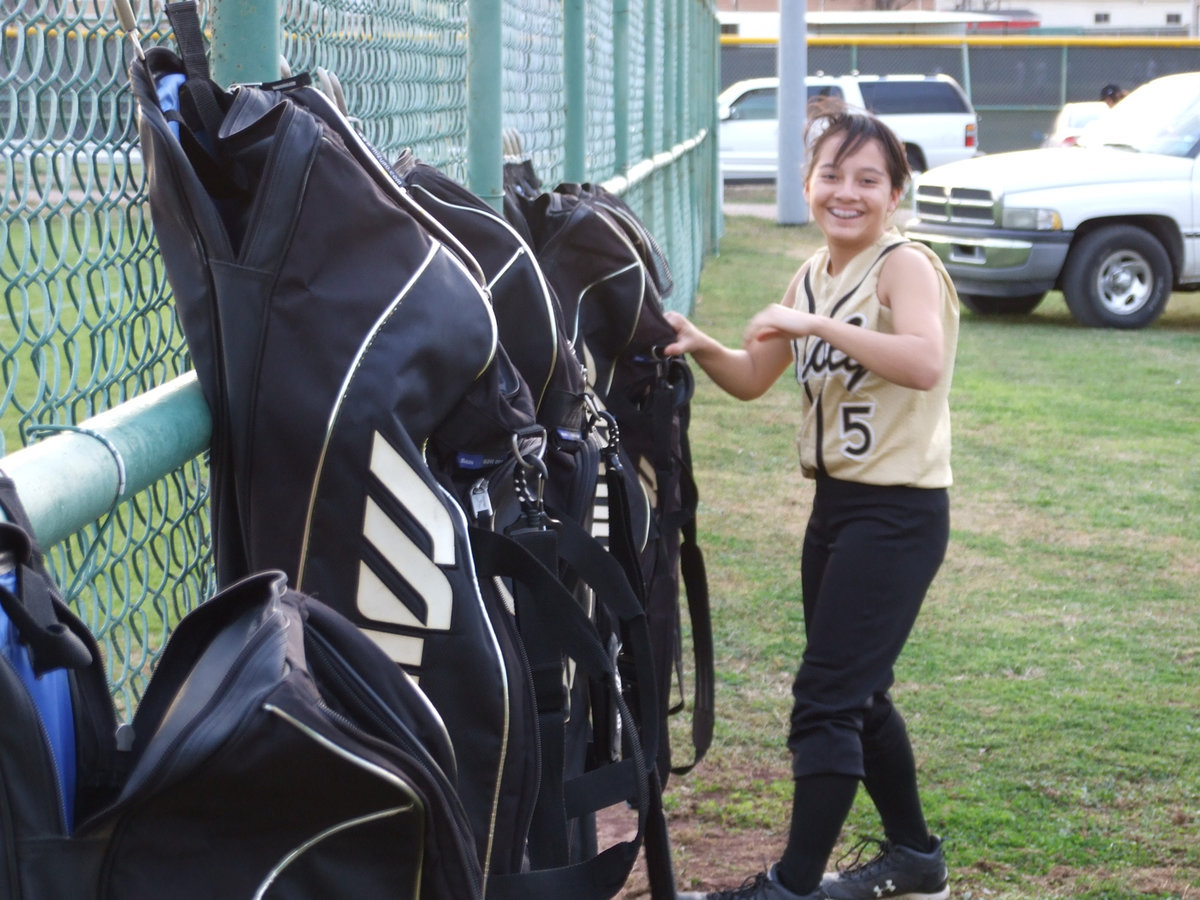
[164,2,226,145]
[0,482,94,674]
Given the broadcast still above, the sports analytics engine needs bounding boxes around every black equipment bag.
[388,153,684,897]
[1,477,479,899]
[393,149,586,439]
[130,6,665,897]
[86,569,482,900]
[392,151,651,595]
[130,4,538,881]
[506,175,715,782]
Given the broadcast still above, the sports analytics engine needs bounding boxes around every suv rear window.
[730,85,846,120]
[858,82,969,115]
[729,88,777,120]
[807,85,846,103]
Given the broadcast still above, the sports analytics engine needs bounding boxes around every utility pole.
[777,1,809,224]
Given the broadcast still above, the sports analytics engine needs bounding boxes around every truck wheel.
[959,293,1044,316]
[1060,225,1172,329]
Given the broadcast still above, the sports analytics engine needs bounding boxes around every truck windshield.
[1077,77,1200,158]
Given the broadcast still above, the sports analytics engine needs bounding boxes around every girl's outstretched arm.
[662,267,803,401]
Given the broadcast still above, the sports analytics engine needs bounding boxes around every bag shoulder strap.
[469,526,658,900]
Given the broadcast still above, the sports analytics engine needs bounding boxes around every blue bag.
[0,476,119,898]
[0,557,78,826]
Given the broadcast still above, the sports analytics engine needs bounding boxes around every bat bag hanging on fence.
[393,151,685,897]
[127,4,673,898]
[0,477,481,900]
[506,174,716,786]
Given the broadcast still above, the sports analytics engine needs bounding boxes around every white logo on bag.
[355,431,456,675]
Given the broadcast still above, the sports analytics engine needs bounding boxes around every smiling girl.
[669,100,960,900]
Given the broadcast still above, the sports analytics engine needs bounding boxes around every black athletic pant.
[777,476,948,893]
[788,475,949,779]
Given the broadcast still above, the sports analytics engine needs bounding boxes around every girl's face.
[804,134,903,256]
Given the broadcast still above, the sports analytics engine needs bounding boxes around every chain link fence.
[2,2,212,714]
[721,35,1200,152]
[2,0,720,709]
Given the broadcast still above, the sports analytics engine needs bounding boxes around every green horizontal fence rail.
[2,374,210,550]
[1,0,720,708]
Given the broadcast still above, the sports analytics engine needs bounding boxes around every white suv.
[717,73,980,181]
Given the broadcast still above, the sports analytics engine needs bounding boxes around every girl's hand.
[744,304,816,346]
[662,310,705,357]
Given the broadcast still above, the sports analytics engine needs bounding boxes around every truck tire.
[1060,225,1172,329]
[959,293,1044,316]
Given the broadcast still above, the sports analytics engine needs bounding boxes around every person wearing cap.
[1100,83,1127,107]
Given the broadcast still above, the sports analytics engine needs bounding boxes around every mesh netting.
[502,0,566,187]
[282,0,470,178]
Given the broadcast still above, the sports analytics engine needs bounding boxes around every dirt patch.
[598,802,787,898]
[600,805,1200,898]
[1028,864,1200,898]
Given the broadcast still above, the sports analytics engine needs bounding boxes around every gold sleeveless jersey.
[789,229,959,488]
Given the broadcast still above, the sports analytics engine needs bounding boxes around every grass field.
[658,204,1200,899]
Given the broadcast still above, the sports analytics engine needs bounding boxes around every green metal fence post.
[467,0,504,211]
[678,0,688,145]
[614,0,631,174]
[663,0,677,148]
[659,0,676,271]
[211,0,281,86]
[705,6,715,254]
[643,0,659,163]
[564,0,587,182]
[1060,44,1070,106]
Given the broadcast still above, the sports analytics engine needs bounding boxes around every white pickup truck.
[903,71,1200,329]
